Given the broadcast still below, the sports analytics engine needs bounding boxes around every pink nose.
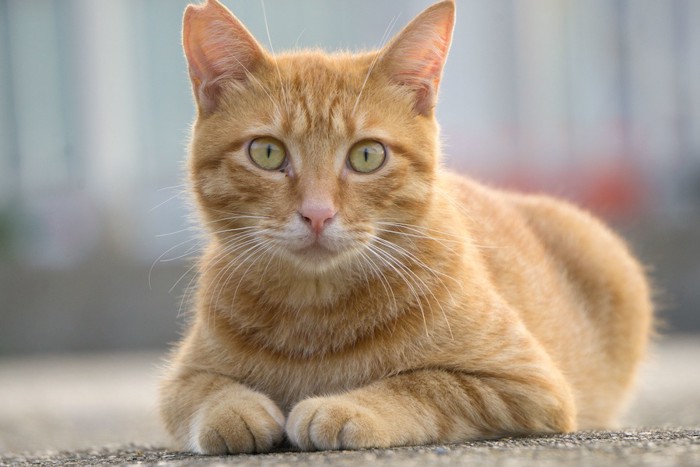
[299,206,336,235]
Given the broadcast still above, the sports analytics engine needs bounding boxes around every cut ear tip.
[184,0,234,30]
[183,3,205,23]
[205,0,226,9]
[184,0,225,16]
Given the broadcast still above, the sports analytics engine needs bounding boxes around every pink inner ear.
[183,0,265,113]
[400,18,452,84]
[380,1,455,115]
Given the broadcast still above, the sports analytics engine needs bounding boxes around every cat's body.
[160,0,652,454]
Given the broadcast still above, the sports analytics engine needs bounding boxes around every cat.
[159,0,653,454]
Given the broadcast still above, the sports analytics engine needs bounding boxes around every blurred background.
[0,0,698,356]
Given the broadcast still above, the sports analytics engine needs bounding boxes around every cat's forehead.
[268,51,371,100]
[264,52,378,139]
[274,51,375,89]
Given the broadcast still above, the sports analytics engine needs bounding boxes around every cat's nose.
[299,206,337,235]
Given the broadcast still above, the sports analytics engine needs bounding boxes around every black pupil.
[266,144,272,159]
[364,147,369,162]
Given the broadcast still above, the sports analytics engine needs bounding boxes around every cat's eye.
[248,137,287,171]
[347,140,386,174]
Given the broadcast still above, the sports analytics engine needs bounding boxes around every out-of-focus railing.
[0,0,698,353]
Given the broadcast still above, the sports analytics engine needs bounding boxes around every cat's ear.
[378,0,455,116]
[183,0,266,115]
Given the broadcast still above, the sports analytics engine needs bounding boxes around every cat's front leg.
[286,366,575,450]
[160,371,285,455]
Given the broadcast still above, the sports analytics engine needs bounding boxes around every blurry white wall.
[1,0,699,353]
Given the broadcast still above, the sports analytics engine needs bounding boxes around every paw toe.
[191,396,285,454]
[287,397,385,451]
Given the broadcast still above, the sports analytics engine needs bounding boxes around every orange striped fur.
[160,0,653,454]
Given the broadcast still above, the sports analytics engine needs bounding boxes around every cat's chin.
[287,244,353,274]
[293,244,341,262]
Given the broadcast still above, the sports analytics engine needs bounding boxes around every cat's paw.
[189,391,285,455]
[286,396,388,450]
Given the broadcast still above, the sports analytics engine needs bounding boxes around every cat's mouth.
[287,234,360,270]
[278,221,365,270]
[293,242,340,260]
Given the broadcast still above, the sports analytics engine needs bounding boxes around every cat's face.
[184,0,454,273]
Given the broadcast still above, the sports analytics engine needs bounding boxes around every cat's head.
[184,0,455,274]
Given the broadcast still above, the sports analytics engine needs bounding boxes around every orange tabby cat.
[160,0,653,454]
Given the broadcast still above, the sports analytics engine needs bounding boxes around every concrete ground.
[1,336,699,466]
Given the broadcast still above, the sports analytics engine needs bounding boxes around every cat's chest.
[229,333,418,411]
[207,288,448,410]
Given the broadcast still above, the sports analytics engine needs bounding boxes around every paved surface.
[2,430,699,466]
[1,336,699,465]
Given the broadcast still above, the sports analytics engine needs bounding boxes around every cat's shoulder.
[438,169,628,253]
[438,169,601,226]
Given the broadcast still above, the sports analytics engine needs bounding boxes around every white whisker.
[223,49,278,111]
[257,242,281,290]
[376,220,502,250]
[149,191,187,213]
[159,244,201,263]
[370,235,455,340]
[366,243,429,338]
[294,28,306,49]
[176,231,258,298]
[232,241,276,305]
[149,237,202,290]
[157,183,187,192]
[156,227,199,238]
[358,249,397,312]
[352,14,399,116]
[260,0,291,113]
[374,226,460,254]
[209,233,269,315]
[372,235,461,290]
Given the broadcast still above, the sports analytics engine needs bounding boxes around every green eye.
[248,137,287,171]
[348,140,386,173]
